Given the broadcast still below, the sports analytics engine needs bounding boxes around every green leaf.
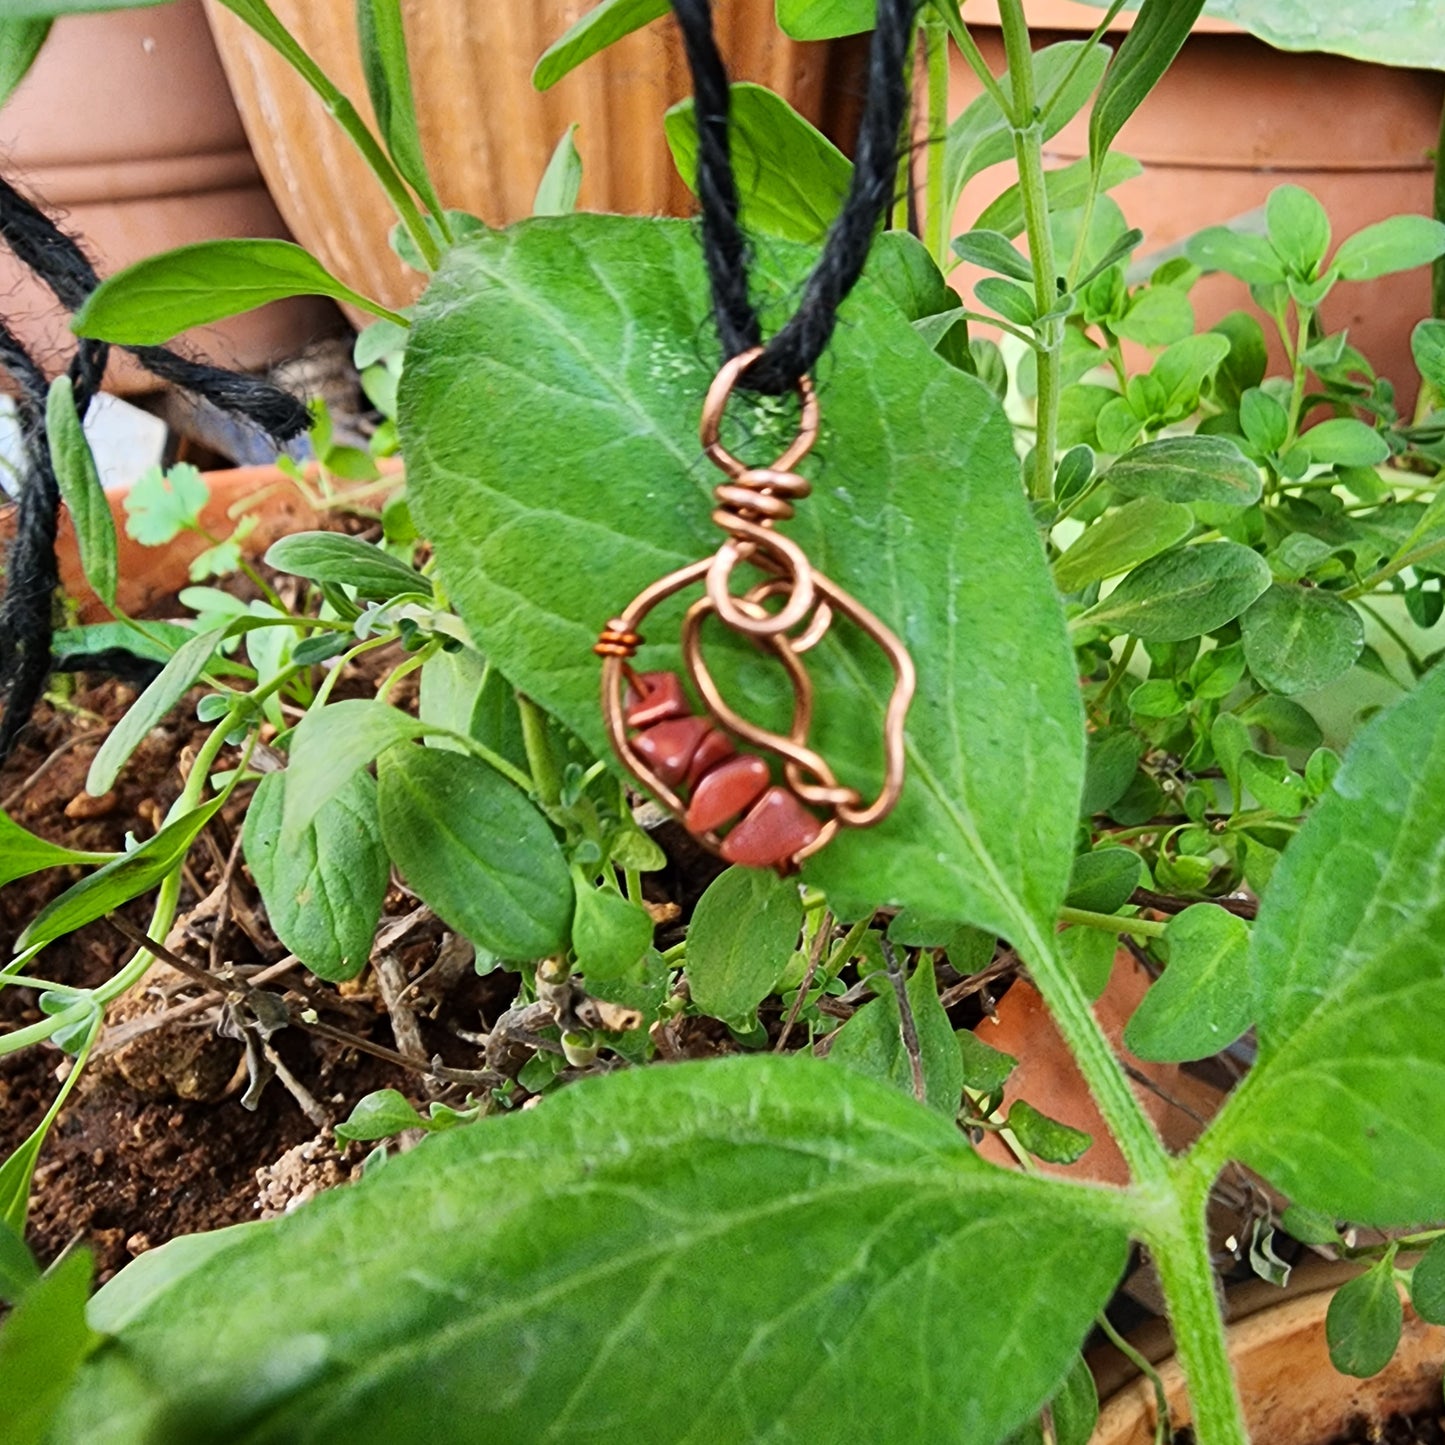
[1239,693,1322,750]
[46,374,117,608]
[952,230,1034,283]
[355,0,443,219]
[570,879,652,981]
[1326,1262,1403,1378]
[400,217,1084,947]
[16,798,223,955]
[1238,750,1306,815]
[242,771,388,983]
[334,1089,428,1143]
[0,1247,97,1445]
[975,276,1038,327]
[1239,386,1289,454]
[1064,847,1143,914]
[123,461,208,545]
[282,698,426,842]
[1265,185,1331,277]
[1053,496,1193,595]
[72,239,404,344]
[1112,285,1194,348]
[1212,662,1445,1224]
[976,153,1142,242]
[56,1056,1131,1443]
[533,124,582,217]
[1300,418,1389,468]
[1088,0,1206,170]
[829,956,964,1116]
[377,747,572,960]
[956,1029,1017,1095]
[1007,1100,1092,1165]
[945,42,1111,215]
[1409,1237,1445,1325]
[1079,542,1271,641]
[775,0,874,38]
[1106,435,1261,509]
[0,811,111,888]
[1241,585,1364,696]
[1150,332,1231,414]
[1124,904,1251,1063]
[1006,1354,1098,1445]
[687,866,803,1024]
[1058,925,1117,1000]
[1186,226,1285,286]
[0,1217,40,1306]
[666,83,850,245]
[1413,319,1445,390]
[0,20,49,107]
[87,627,227,795]
[1333,215,1445,282]
[263,531,426,600]
[532,0,668,87]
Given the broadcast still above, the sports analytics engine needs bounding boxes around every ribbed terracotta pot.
[204,0,863,316]
[1094,1273,1445,1443]
[945,10,1444,405]
[0,1,338,397]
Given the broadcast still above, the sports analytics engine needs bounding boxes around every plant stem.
[923,9,951,268]
[1018,919,1168,1189]
[517,695,562,808]
[996,0,1060,504]
[1095,1310,1173,1445]
[1283,304,1314,449]
[1058,904,1166,940]
[1144,1164,1250,1445]
[932,0,1014,118]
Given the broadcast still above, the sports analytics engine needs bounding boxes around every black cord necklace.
[595,0,920,874]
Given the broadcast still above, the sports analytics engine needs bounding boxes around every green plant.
[4,2,1445,1442]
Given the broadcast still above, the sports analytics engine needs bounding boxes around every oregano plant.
[3,1,1444,1442]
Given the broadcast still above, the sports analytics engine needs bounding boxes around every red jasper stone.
[631,715,712,787]
[624,671,690,728]
[720,787,822,869]
[684,727,735,790]
[685,754,770,834]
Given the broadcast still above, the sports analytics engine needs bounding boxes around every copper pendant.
[596,348,915,874]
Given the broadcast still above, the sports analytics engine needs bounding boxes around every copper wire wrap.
[596,347,916,873]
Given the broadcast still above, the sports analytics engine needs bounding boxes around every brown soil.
[0,666,513,1282]
[1329,1407,1445,1445]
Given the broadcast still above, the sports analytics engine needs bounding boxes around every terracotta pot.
[971,949,1229,1187]
[0,1,339,397]
[1094,1269,1445,1443]
[203,0,863,314]
[944,19,1444,405]
[0,462,398,625]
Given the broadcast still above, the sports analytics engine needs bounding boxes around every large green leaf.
[1071,1,1445,69]
[242,771,388,983]
[55,1057,1130,1444]
[665,83,851,245]
[775,0,874,39]
[1208,662,1445,1224]
[0,20,49,107]
[0,1248,97,1445]
[71,240,403,345]
[401,217,1084,946]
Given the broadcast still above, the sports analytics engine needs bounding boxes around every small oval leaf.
[1079,543,1272,641]
[1241,585,1364,696]
[1106,435,1261,509]
[687,867,804,1024]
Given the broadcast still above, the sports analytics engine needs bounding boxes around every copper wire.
[598,347,915,869]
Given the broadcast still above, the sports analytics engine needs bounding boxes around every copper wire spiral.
[597,348,915,872]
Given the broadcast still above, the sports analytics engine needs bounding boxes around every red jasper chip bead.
[685,727,735,790]
[624,671,691,728]
[685,754,770,835]
[720,786,823,869]
[631,715,713,787]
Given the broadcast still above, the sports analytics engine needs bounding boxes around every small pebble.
[125,1233,152,1257]
[65,789,117,820]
